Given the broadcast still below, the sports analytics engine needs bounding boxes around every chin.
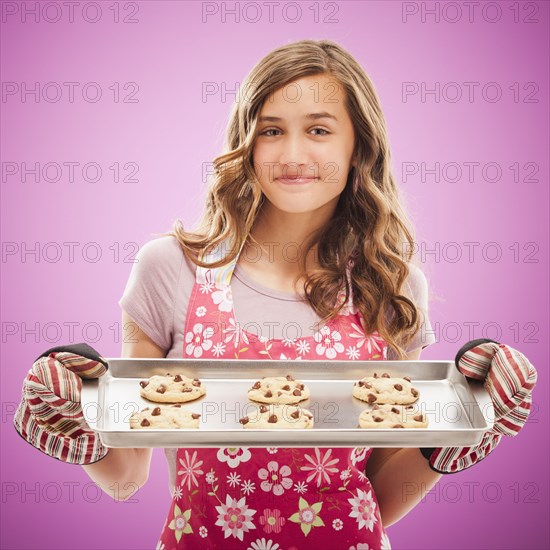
[265,198,321,214]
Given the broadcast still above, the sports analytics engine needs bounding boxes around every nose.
[279,135,311,176]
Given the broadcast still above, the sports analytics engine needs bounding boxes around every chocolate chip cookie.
[247,375,310,404]
[358,404,428,429]
[139,373,206,403]
[352,372,420,405]
[129,404,201,429]
[239,404,314,429]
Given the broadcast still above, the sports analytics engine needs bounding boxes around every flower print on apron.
[157,240,392,550]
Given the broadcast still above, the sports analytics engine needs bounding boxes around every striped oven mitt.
[13,343,109,465]
[420,338,537,474]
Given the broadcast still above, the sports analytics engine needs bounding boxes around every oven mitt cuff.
[420,338,537,474]
[13,343,109,465]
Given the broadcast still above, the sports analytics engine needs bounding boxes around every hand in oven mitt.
[420,338,537,474]
[13,343,109,465]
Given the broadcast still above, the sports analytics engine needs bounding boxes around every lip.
[277,177,317,185]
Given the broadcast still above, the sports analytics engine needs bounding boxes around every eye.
[260,128,281,137]
[259,127,330,137]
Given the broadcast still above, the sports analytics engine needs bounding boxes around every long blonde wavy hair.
[162,39,424,360]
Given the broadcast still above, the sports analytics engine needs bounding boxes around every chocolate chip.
[252,381,261,389]
[367,393,377,403]
[239,416,249,425]
[140,418,150,427]
[139,380,149,388]
[406,405,414,410]
[373,416,383,422]
[191,413,201,420]
[157,385,166,394]
[152,407,161,416]
[173,404,181,408]
[286,375,294,381]
[292,389,301,396]
[358,380,364,387]
[373,372,379,378]
[413,414,424,422]
[192,380,201,387]
[404,376,412,382]
[393,424,404,428]
[364,382,372,389]
[268,414,278,423]
[277,391,282,396]
[391,407,400,414]
[411,388,419,397]
[265,390,272,398]
[182,387,192,393]
[394,384,403,391]
[290,410,300,419]
[259,405,268,413]
[372,404,380,410]
[165,372,171,376]
[282,385,290,391]
[174,375,182,382]
[381,373,390,378]
[298,384,304,390]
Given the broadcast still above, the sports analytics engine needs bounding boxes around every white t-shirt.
[119,235,436,357]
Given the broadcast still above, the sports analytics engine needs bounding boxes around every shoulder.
[404,263,428,291]
[136,234,183,263]
[129,235,195,287]
[402,263,430,308]
[134,234,193,272]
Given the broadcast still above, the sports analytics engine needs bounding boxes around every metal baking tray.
[80,358,494,448]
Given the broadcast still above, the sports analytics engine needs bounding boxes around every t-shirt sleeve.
[401,263,436,354]
[118,235,184,352]
[386,264,437,359]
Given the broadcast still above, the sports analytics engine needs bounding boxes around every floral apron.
[157,241,391,550]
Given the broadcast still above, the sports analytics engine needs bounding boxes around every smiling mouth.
[276,177,318,185]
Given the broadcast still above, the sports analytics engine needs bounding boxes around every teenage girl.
[14,39,536,550]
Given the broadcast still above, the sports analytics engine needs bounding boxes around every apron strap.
[196,238,244,286]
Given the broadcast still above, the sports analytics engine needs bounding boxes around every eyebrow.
[257,112,338,123]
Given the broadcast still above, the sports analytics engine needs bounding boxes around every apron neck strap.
[196,238,244,286]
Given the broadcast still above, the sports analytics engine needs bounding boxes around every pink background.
[1,1,548,548]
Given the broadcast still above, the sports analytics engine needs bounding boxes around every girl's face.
[252,73,356,216]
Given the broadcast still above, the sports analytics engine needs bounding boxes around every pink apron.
[157,242,392,550]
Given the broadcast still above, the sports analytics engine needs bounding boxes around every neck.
[239,202,336,276]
